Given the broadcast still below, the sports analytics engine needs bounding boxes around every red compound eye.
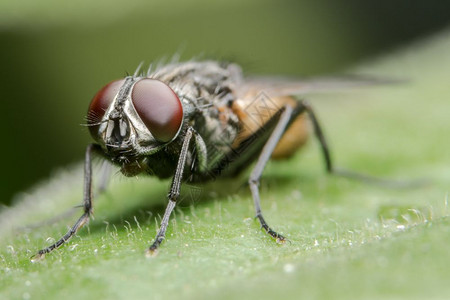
[87,79,125,139]
[131,79,183,142]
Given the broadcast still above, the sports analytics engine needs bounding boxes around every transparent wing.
[236,75,402,98]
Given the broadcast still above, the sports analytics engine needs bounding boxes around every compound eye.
[87,79,125,139]
[131,79,183,142]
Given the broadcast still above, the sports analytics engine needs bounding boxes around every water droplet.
[283,263,295,273]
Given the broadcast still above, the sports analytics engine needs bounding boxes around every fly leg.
[146,127,195,257]
[249,105,294,243]
[31,144,100,262]
[25,153,111,235]
[302,101,425,188]
[300,101,333,172]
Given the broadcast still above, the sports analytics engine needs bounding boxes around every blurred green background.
[0,0,449,205]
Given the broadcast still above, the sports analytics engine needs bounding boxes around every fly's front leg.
[146,127,195,257]
[249,105,294,243]
[31,144,100,262]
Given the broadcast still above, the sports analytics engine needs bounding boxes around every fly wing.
[235,75,401,99]
[207,105,293,178]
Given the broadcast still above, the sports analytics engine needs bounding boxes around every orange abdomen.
[231,93,309,160]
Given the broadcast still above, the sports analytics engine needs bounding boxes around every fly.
[32,60,392,260]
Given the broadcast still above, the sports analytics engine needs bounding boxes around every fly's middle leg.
[248,105,294,243]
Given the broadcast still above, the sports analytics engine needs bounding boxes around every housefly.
[32,60,389,260]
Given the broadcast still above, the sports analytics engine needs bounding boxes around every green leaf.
[1,32,450,300]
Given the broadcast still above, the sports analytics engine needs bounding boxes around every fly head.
[87,76,184,174]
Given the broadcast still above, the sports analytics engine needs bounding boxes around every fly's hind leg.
[301,101,333,173]
[249,105,295,243]
[303,101,425,188]
[303,100,384,178]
